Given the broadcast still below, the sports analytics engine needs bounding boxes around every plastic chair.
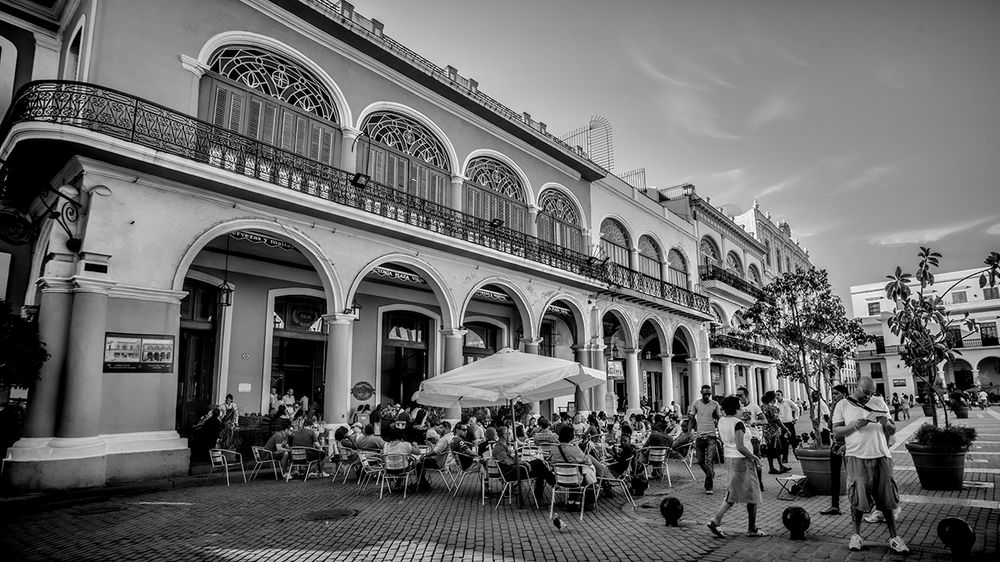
[207,449,246,486]
[596,455,636,508]
[285,446,322,482]
[249,446,281,481]
[549,463,598,521]
[380,453,415,499]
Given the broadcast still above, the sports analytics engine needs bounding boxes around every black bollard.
[659,496,683,527]
[782,506,810,540]
[937,517,975,560]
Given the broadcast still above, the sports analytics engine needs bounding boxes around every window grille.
[537,190,583,252]
[700,237,720,267]
[464,157,527,231]
[361,112,450,171]
[725,251,744,278]
[637,236,662,279]
[747,265,762,287]
[600,219,630,267]
[667,249,689,289]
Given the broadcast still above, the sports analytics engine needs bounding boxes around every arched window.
[748,264,762,287]
[203,46,341,166]
[725,251,744,278]
[599,219,630,268]
[764,240,772,267]
[710,304,727,326]
[667,249,689,289]
[464,156,527,232]
[359,111,451,205]
[700,236,720,267]
[637,235,662,280]
[537,190,583,253]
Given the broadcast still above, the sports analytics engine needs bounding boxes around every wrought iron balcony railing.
[0,81,710,314]
[699,264,764,299]
[709,333,781,359]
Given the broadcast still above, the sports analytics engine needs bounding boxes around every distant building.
[850,268,1000,398]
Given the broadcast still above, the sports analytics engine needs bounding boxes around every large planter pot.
[921,403,935,417]
[905,443,967,490]
[795,446,846,495]
[953,403,970,418]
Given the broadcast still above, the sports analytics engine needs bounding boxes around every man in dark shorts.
[832,376,908,554]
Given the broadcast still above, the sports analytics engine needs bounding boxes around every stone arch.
[539,293,590,345]
[172,219,342,312]
[355,101,460,174]
[671,323,699,357]
[636,314,670,349]
[709,302,728,326]
[196,30,352,126]
[602,307,637,348]
[461,148,535,206]
[460,277,536,339]
[349,253,458,329]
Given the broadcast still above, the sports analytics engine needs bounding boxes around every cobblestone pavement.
[1,407,997,561]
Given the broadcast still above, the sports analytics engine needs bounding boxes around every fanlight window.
[599,219,630,268]
[726,251,744,278]
[667,249,689,289]
[748,265,762,287]
[700,237,720,266]
[464,156,527,232]
[537,190,583,253]
[361,112,450,171]
[637,236,662,280]
[209,46,337,121]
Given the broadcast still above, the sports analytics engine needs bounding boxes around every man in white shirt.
[775,390,799,462]
[832,376,908,554]
[689,385,721,494]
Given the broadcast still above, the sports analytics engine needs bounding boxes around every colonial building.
[0,0,807,490]
[850,267,1000,398]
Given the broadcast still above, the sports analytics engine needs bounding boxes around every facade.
[850,268,1000,398]
[0,0,803,490]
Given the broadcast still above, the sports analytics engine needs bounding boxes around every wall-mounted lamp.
[350,172,371,189]
[38,186,84,253]
[343,299,361,320]
[217,235,233,307]
[489,218,504,228]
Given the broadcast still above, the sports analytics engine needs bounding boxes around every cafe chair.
[422,450,454,492]
[331,445,358,484]
[207,449,246,486]
[357,451,384,494]
[549,463,598,521]
[483,458,539,511]
[596,456,636,508]
[642,446,671,485]
[249,446,281,481]
[286,446,322,482]
[451,452,483,499]
[380,453,415,499]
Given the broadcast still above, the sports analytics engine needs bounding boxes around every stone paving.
[1,407,997,561]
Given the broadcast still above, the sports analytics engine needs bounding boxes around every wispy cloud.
[794,219,844,239]
[748,94,799,129]
[986,223,1000,236]
[872,62,929,91]
[755,173,801,198]
[832,165,895,194]
[689,167,748,203]
[869,216,998,246]
[683,61,740,90]
[663,93,742,141]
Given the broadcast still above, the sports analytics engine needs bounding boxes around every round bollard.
[937,517,975,560]
[659,496,683,527]
[782,506,810,540]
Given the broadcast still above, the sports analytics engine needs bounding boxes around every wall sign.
[351,381,375,400]
[892,378,907,387]
[103,333,175,373]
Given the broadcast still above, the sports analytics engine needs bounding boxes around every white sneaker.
[863,510,884,523]
[848,533,863,551]
[888,536,909,554]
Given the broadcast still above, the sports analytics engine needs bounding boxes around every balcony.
[855,345,901,358]
[0,81,710,316]
[709,333,781,360]
[698,264,764,300]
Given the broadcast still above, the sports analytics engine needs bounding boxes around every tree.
[0,300,49,392]
[884,247,999,427]
[737,268,870,441]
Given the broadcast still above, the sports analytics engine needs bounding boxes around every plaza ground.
[1,407,997,561]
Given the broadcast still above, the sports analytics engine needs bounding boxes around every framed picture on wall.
[104,333,175,373]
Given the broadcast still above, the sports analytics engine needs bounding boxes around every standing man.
[832,376,908,553]
[689,384,721,495]
[736,386,765,489]
[775,390,799,462]
[820,384,848,516]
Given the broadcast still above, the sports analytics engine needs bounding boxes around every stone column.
[450,174,465,212]
[660,353,674,411]
[723,362,736,397]
[340,127,361,174]
[528,206,540,238]
[323,314,356,425]
[23,278,74,438]
[56,277,115,439]
[439,327,468,419]
[767,364,779,393]
[629,248,639,271]
[572,345,591,414]
[590,344,608,414]
[625,348,641,415]
[747,365,760,404]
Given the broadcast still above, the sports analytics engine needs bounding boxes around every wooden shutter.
[211,82,245,132]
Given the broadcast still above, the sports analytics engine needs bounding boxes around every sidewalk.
[1,408,997,561]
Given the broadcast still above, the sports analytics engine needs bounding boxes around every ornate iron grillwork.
[1,81,710,315]
[699,264,764,299]
[709,333,780,359]
[538,189,579,225]
[209,46,338,121]
[465,157,525,201]
[361,111,449,171]
[700,236,720,265]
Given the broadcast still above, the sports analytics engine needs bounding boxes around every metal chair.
[285,446,322,482]
[483,458,539,511]
[357,451,384,493]
[380,453,415,499]
[421,449,454,491]
[549,463,599,521]
[249,446,281,481]
[596,455,636,508]
[207,449,246,486]
[451,452,483,498]
[640,446,671,485]
[331,445,358,484]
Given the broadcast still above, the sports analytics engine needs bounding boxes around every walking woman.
[761,391,791,474]
[707,396,767,538]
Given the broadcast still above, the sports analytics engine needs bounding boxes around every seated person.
[263,426,293,471]
[492,425,554,503]
[355,423,386,451]
[478,427,498,457]
[290,418,328,477]
[551,425,615,496]
[450,423,477,470]
[531,417,560,458]
[349,422,364,443]
[609,424,636,477]
[670,419,694,454]
[381,427,420,483]
[415,421,454,490]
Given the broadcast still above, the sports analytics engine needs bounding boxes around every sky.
[351,0,1000,303]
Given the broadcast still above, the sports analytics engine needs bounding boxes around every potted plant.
[885,247,998,489]
[905,423,976,489]
[737,269,870,495]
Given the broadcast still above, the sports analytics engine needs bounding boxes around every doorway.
[176,280,219,434]
[381,310,430,407]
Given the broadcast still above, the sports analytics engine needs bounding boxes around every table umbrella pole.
[511,398,524,508]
